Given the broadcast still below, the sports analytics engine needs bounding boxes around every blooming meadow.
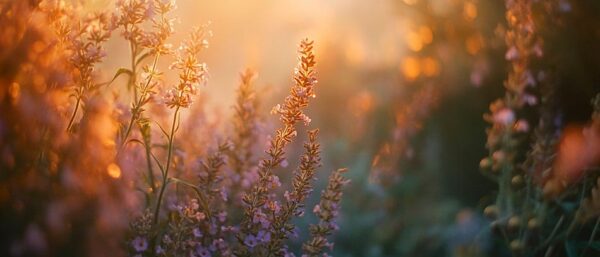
[1,0,599,257]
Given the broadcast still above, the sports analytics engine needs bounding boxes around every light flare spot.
[463,2,478,21]
[419,26,433,44]
[406,31,423,52]
[107,163,121,179]
[401,56,420,80]
[421,57,440,77]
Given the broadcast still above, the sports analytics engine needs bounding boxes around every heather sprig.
[197,142,231,221]
[60,8,113,132]
[478,0,542,253]
[481,0,539,221]
[267,129,322,256]
[116,0,176,148]
[303,168,350,257]
[238,39,318,255]
[230,69,263,178]
[164,25,210,109]
[153,26,210,227]
[371,86,439,186]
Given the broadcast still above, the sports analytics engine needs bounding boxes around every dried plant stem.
[153,105,180,225]
[66,95,82,132]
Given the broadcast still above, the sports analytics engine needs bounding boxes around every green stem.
[119,54,160,150]
[130,40,138,101]
[541,215,565,249]
[153,105,180,225]
[120,112,136,148]
[581,217,600,257]
[144,134,156,194]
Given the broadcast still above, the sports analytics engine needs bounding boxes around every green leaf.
[96,68,133,88]
[126,138,165,175]
[168,177,199,190]
[168,177,212,219]
[155,121,170,139]
[135,51,153,66]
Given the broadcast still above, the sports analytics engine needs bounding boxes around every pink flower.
[493,108,515,126]
[505,46,519,60]
[132,236,148,252]
[514,119,530,132]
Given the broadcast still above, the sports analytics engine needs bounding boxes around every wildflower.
[280,159,289,168]
[195,245,211,257]
[522,93,537,106]
[132,236,148,252]
[155,245,166,255]
[114,0,152,42]
[244,234,258,248]
[493,108,515,126]
[514,119,529,132]
[218,211,227,222]
[256,230,271,243]
[164,26,210,109]
[240,41,320,251]
[193,228,203,238]
[505,46,519,60]
[267,200,281,213]
[313,204,321,214]
[252,210,270,228]
[267,175,281,189]
[302,168,349,257]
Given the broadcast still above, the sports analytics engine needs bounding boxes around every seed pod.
[484,205,499,219]
[511,175,524,187]
[508,216,521,230]
[543,179,566,199]
[480,158,492,170]
[510,239,523,251]
[527,218,539,230]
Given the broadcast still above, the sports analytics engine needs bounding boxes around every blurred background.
[84,0,600,256]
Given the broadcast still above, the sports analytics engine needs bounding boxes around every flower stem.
[119,53,160,150]
[66,96,81,132]
[153,105,180,225]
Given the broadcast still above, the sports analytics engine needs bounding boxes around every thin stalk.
[153,105,180,225]
[66,95,81,132]
[581,217,600,257]
[144,134,157,194]
[130,40,138,101]
[541,215,565,250]
[119,53,160,150]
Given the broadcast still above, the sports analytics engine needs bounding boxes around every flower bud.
[508,216,521,230]
[527,218,539,230]
[511,175,524,187]
[484,205,499,219]
[510,239,523,251]
[479,158,492,170]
